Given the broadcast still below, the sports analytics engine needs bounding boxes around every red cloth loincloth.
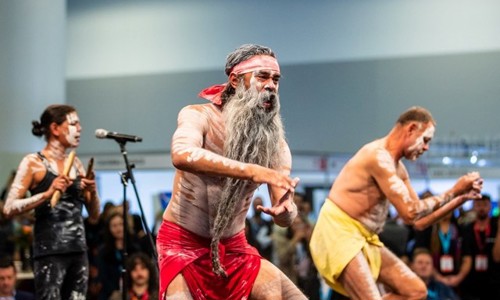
[156,220,261,299]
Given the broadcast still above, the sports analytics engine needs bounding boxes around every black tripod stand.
[114,140,158,300]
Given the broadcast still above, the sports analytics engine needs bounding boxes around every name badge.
[475,254,488,272]
[440,255,454,273]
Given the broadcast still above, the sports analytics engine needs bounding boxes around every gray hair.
[220,44,276,105]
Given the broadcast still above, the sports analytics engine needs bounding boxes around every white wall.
[0,0,66,181]
[67,0,500,79]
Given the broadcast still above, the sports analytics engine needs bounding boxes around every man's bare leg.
[164,273,194,300]
[339,252,383,300]
[339,248,427,300]
[377,247,427,300]
[164,260,306,300]
[250,259,307,300]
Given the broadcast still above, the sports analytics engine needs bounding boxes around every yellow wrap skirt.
[309,199,384,296]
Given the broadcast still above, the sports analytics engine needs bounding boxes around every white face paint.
[407,124,435,160]
[65,112,80,147]
[249,73,259,90]
[249,69,280,92]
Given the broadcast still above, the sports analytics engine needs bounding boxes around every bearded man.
[157,44,306,300]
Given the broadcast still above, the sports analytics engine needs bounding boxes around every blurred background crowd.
[2,173,500,300]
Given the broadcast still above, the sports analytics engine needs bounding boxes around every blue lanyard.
[438,229,452,254]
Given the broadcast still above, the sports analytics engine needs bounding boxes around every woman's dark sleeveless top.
[30,152,87,258]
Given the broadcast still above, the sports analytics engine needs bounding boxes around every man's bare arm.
[171,105,296,191]
[413,193,470,230]
[258,141,299,227]
[371,148,481,226]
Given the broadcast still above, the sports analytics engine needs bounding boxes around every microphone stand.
[114,139,158,300]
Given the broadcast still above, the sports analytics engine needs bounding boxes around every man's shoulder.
[356,139,384,155]
[180,103,220,117]
[183,102,216,109]
[353,141,388,164]
[15,290,35,300]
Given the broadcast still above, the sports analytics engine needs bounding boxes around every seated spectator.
[291,214,320,300]
[245,218,258,251]
[413,209,470,292]
[0,257,35,300]
[411,248,461,300]
[379,210,411,264]
[299,200,316,225]
[0,201,15,259]
[108,252,158,300]
[248,196,273,261]
[96,211,142,300]
[460,194,500,300]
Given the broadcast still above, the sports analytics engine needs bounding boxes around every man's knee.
[410,282,427,299]
[253,260,307,300]
[165,290,194,300]
[166,273,193,300]
[397,280,427,300]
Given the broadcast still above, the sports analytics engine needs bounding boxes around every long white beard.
[209,82,286,277]
[223,83,284,168]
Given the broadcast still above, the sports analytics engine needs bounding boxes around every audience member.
[493,208,500,263]
[245,218,259,250]
[291,214,320,300]
[460,194,500,300]
[0,257,35,300]
[96,211,142,300]
[272,218,300,285]
[0,171,16,201]
[0,171,32,263]
[100,201,117,225]
[413,209,470,292]
[0,202,15,259]
[411,248,461,300]
[457,206,476,227]
[124,200,146,241]
[108,252,158,300]
[299,200,316,225]
[379,210,411,264]
[271,192,306,267]
[272,211,322,299]
[248,196,274,261]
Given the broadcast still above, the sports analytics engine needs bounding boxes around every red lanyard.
[474,221,491,252]
[130,291,149,300]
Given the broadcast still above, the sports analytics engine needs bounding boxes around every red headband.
[198,55,280,105]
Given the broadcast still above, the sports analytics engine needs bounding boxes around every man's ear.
[229,73,239,88]
[407,122,420,135]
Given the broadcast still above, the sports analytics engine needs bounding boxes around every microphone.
[95,129,143,143]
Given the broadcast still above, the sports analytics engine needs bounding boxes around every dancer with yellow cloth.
[310,199,383,296]
[310,106,483,299]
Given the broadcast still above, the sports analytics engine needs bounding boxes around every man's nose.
[264,80,276,92]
